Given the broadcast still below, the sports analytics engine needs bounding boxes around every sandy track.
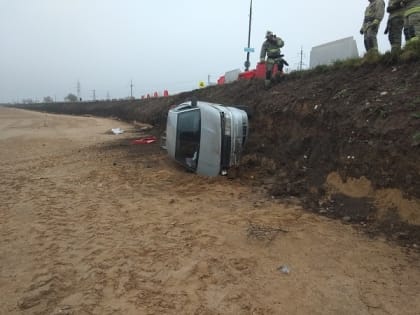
[0,107,419,315]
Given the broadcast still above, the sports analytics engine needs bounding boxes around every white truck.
[165,99,249,176]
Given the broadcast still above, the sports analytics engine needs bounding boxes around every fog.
[0,0,392,103]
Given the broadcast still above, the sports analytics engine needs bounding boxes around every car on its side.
[165,99,249,176]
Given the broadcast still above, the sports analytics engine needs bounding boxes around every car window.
[175,109,201,170]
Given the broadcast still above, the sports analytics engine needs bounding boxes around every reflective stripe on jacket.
[260,37,284,60]
[362,0,385,29]
[403,0,420,16]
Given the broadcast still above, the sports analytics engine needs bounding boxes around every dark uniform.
[385,0,405,52]
[260,30,285,88]
[360,0,386,52]
[401,0,420,41]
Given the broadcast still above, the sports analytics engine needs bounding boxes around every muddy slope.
[14,60,420,242]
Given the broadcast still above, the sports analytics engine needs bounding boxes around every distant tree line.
[64,93,78,102]
[43,96,54,103]
[18,92,136,104]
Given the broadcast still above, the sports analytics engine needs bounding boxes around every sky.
[0,0,393,103]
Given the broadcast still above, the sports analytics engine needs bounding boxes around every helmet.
[266,30,273,38]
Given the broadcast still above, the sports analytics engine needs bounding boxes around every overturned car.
[165,99,249,176]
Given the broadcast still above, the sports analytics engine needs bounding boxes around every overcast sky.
[0,0,392,103]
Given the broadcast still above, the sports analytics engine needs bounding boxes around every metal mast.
[77,80,81,101]
[244,0,253,71]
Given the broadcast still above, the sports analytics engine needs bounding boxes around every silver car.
[165,100,249,176]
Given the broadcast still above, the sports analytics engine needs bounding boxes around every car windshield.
[175,109,201,170]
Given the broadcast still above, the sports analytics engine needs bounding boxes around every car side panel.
[196,104,222,176]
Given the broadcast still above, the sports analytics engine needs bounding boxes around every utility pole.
[244,0,253,71]
[92,89,96,101]
[77,80,81,101]
[130,80,134,98]
[298,46,306,71]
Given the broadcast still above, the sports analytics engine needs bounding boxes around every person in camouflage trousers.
[260,30,286,88]
[360,0,386,52]
[385,0,405,52]
[401,0,420,41]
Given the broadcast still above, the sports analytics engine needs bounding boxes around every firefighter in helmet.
[384,0,405,53]
[360,0,385,52]
[260,30,287,88]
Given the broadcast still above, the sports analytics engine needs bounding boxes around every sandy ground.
[0,107,419,315]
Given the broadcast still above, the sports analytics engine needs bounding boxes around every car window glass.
[175,109,201,170]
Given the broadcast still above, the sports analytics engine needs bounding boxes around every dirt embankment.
[13,60,420,244]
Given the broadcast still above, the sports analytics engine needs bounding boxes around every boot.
[265,70,272,89]
[390,46,402,56]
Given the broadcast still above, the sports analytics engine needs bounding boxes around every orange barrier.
[141,90,170,99]
[238,70,256,80]
[218,63,280,84]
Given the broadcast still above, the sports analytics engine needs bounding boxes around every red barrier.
[255,62,266,78]
[141,90,169,100]
[255,62,278,78]
[217,63,279,85]
[238,70,256,80]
